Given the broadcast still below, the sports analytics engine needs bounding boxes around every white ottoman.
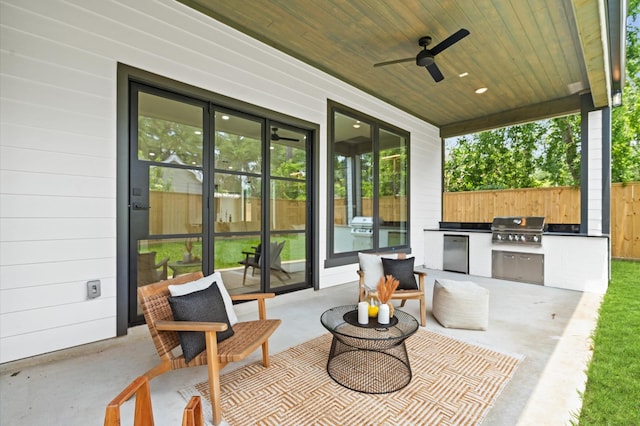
[432,279,489,330]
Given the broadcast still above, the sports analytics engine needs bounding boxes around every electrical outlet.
[87,280,101,299]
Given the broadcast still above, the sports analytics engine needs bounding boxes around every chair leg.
[242,265,249,286]
[261,340,270,367]
[400,299,407,307]
[419,296,426,327]
[204,332,223,426]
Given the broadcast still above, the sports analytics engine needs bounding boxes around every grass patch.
[144,235,304,270]
[577,260,640,425]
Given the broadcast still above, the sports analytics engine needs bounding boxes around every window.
[327,101,410,263]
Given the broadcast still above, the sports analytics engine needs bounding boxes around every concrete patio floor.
[0,268,602,425]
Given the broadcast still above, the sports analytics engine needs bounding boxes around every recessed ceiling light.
[194,130,202,135]
[475,87,488,94]
[353,120,361,129]
[459,72,469,78]
[222,115,230,120]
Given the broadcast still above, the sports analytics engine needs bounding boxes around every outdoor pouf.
[432,279,489,330]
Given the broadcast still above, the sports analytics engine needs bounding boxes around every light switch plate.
[87,280,101,299]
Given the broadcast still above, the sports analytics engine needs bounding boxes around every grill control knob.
[532,235,539,242]
[520,235,526,242]
[508,234,514,241]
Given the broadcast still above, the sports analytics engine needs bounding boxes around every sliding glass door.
[128,83,311,325]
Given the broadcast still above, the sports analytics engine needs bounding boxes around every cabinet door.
[516,254,544,284]
[492,251,518,280]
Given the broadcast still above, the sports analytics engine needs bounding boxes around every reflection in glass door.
[129,86,206,324]
[213,113,309,294]
[129,83,311,325]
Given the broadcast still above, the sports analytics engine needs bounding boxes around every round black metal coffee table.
[320,304,419,394]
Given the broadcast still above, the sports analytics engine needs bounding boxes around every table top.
[320,304,419,342]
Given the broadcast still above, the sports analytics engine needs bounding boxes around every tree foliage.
[445,2,639,191]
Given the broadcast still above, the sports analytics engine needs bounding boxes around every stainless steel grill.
[491,216,545,246]
[350,216,373,236]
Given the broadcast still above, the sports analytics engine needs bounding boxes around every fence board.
[444,182,639,259]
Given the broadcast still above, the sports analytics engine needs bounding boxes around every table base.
[327,337,411,394]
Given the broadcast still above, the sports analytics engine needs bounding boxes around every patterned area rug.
[179,330,523,425]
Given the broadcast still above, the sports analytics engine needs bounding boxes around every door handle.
[131,202,150,210]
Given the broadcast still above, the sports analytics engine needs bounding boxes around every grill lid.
[350,216,373,229]
[491,216,545,245]
[491,216,545,231]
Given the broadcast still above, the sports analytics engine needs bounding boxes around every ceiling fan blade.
[426,62,444,82]
[430,28,470,56]
[279,136,299,141]
[373,57,414,67]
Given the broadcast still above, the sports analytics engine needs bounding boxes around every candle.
[358,302,369,324]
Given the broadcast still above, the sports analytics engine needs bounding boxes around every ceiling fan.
[271,127,299,142]
[373,28,470,82]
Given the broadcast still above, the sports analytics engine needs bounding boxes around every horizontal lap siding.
[0,0,440,362]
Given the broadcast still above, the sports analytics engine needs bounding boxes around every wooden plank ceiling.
[179,0,610,137]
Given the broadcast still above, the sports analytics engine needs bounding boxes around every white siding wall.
[587,110,603,236]
[0,0,441,362]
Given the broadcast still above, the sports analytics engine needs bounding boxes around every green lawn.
[144,235,304,270]
[576,260,640,425]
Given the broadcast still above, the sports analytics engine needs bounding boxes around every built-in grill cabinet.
[492,250,544,285]
[491,216,545,246]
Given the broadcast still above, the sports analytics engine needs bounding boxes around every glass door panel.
[148,165,203,235]
[332,111,373,253]
[129,85,312,325]
[214,111,264,294]
[213,173,262,233]
[130,86,205,325]
[268,125,308,289]
[378,129,408,247]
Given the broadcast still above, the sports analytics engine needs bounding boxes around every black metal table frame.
[320,305,419,394]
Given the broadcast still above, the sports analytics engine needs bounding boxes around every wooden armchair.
[238,241,291,285]
[104,375,203,426]
[357,253,428,327]
[138,272,281,426]
[137,252,169,286]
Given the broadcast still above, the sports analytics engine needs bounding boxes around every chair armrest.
[156,257,170,268]
[182,396,204,426]
[155,320,228,333]
[230,293,276,301]
[413,270,427,291]
[230,293,276,320]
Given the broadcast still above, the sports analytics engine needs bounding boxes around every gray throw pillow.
[382,257,418,290]
[168,281,234,363]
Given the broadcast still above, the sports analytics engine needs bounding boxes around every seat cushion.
[358,252,400,291]
[168,283,235,363]
[168,271,238,325]
[381,257,418,290]
[432,279,489,330]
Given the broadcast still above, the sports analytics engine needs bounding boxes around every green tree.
[540,115,581,186]
[445,1,639,190]
[611,0,640,183]
[445,123,543,191]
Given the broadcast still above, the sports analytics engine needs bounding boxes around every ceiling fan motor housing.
[416,50,435,67]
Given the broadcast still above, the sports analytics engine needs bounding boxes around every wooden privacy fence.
[149,184,639,259]
[443,182,640,260]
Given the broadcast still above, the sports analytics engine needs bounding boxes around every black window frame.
[325,100,411,268]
